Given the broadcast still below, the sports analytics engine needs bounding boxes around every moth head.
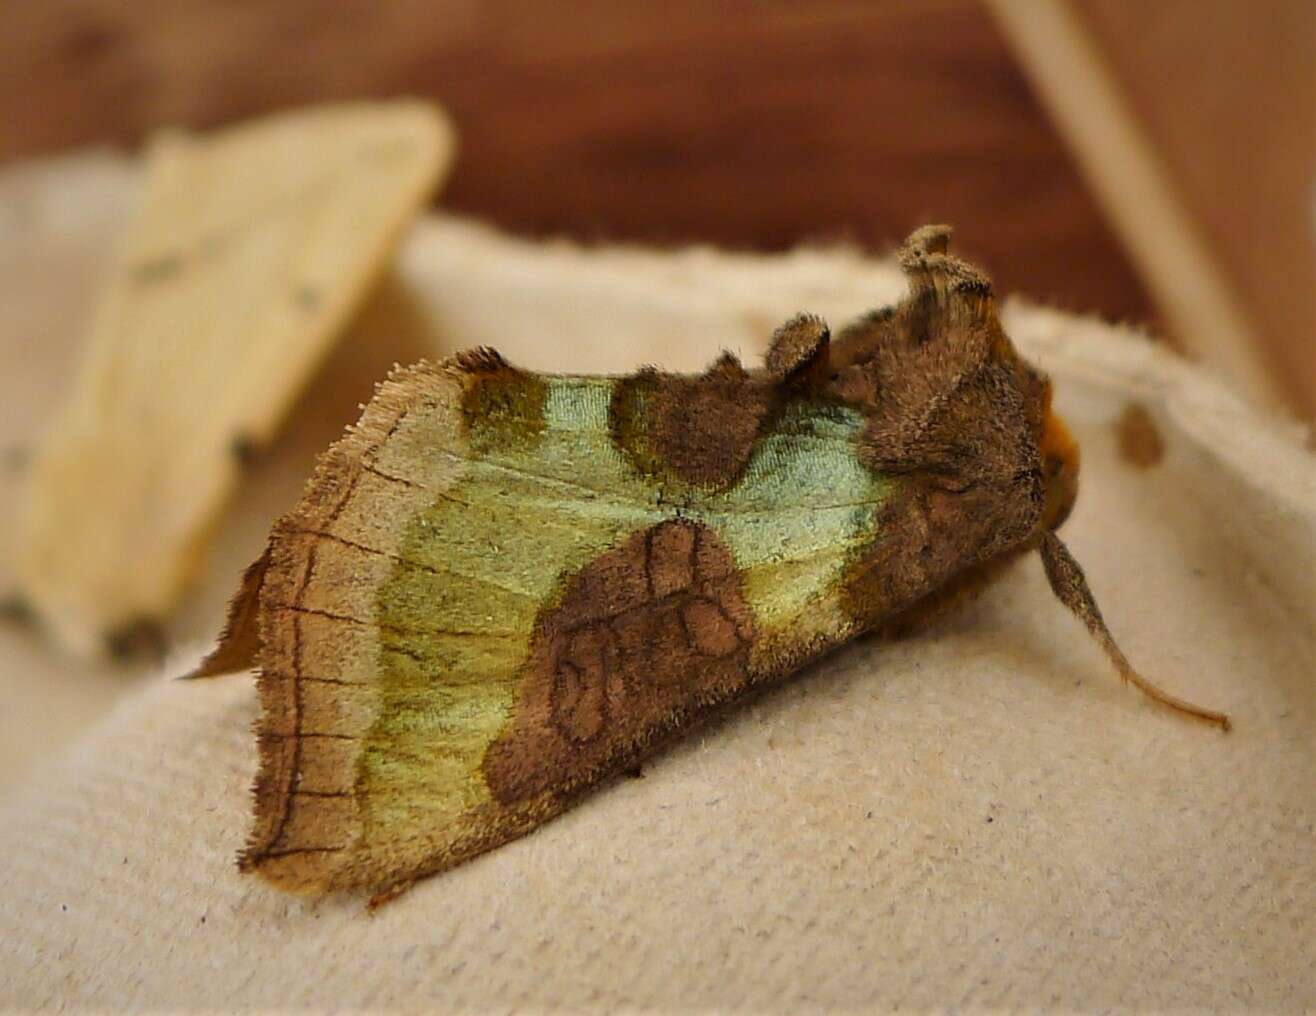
[791,226,1229,731]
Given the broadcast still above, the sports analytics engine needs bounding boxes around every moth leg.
[1039,532,1230,731]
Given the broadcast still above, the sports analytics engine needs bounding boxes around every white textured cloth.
[1,154,1312,1011]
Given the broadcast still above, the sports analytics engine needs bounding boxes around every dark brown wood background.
[1075,0,1314,418]
[1,0,1309,413]
[0,1,1151,318]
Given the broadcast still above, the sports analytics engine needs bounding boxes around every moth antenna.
[1039,532,1231,731]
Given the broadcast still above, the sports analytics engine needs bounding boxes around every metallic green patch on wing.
[363,378,665,852]
[363,377,891,852]
[693,398,892,663]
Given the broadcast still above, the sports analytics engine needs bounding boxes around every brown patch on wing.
[609,354,776,490]
[1116,401,1165,469]
[765,312,830,381]
[459,347,548,454]
[841,470,1038,630]
[104,617,169,663]
[482,520,755,804]
[230,358,471,894]
[240,463,369,884]
[867,552,1024,641]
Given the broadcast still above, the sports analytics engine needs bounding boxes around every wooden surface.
[4,1,1308,416]
[0,0,1152,326]
[1071,0,1314,415]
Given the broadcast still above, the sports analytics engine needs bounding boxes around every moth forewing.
[18,101,455,656]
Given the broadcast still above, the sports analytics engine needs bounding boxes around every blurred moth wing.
[18,101,455,655]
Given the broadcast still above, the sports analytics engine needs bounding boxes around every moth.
[192,226,1229,904]
[18,101,452,655]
